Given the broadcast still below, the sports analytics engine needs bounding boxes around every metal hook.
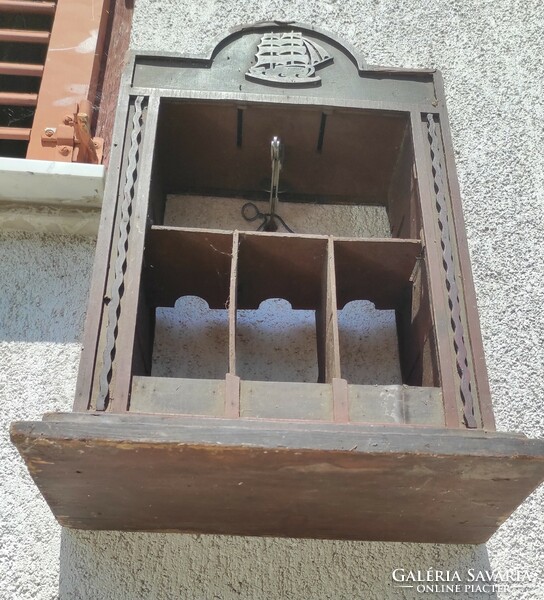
[241,136,293,233]
[269,136,282,227]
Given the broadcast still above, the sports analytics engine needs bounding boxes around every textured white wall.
[1,1,543,598]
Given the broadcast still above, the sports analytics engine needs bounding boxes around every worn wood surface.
[73,90,134,412]
[225,373,241,418]
[47,37,512,558]
[110,95,160,413]
[396,256,440,387]
[387,124,421,239]
[11,414,544,543]
[75,34,495,441]
[130,376,225,416]
[239,380,333,421]
[130,376,444,426]
[331,377,349,423]
[157,102,408,204]
[131,25,435,105]
[94,0,134,165]
[349,384,444,426]
[316,238,341,383]
[228,231,239,376]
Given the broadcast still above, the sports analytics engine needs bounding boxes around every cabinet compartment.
[130,227,441,424]
[129,227,233,414]
[148,101,420,240]
[334,238,439,388]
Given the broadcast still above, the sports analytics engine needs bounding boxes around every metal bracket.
[41,100,103,164]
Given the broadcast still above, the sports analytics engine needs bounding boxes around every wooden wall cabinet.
[11,23,544,543]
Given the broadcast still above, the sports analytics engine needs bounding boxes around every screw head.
[44,127,55,137]
[59,146,70,156]
[63,115,74,125]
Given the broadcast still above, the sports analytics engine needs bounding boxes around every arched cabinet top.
[128,21,438,108]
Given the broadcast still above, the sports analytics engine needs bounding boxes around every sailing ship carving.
[246,31,333,85]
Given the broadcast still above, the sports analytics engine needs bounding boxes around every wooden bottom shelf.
[11,413,544,543]
[130,376,445,426]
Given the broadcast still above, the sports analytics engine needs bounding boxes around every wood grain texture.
[94,0,134,165]
[237,232,327,310]
[156,102,408,204]
[130,376,225,416]
[11,414,544,543]
[130,376,444,426]
[349,384,443,426]
[73,92,134,411]
[228,232,239,376]
[316,238,341,383]
[239,380,333,421]
[110,95,159,412]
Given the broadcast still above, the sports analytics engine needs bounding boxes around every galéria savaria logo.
[391,568,536,594]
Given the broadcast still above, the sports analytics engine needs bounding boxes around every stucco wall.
[1,1,543,598]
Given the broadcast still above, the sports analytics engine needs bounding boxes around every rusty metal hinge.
[41,100,103,164]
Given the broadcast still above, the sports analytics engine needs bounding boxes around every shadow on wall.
[59,529,497,600]
[0,232,95,344]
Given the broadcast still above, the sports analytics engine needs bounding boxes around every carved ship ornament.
[246,31,333,85]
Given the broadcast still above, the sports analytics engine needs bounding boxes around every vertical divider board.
[316,237,341,384]
[236,232,328,384]
[228,231,239,376]
[226,231,240,418]
[325,238,348,423]
[395,254,441,390]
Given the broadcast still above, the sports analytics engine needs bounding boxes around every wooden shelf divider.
[316,237,341,384]
[226,231,241,418]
